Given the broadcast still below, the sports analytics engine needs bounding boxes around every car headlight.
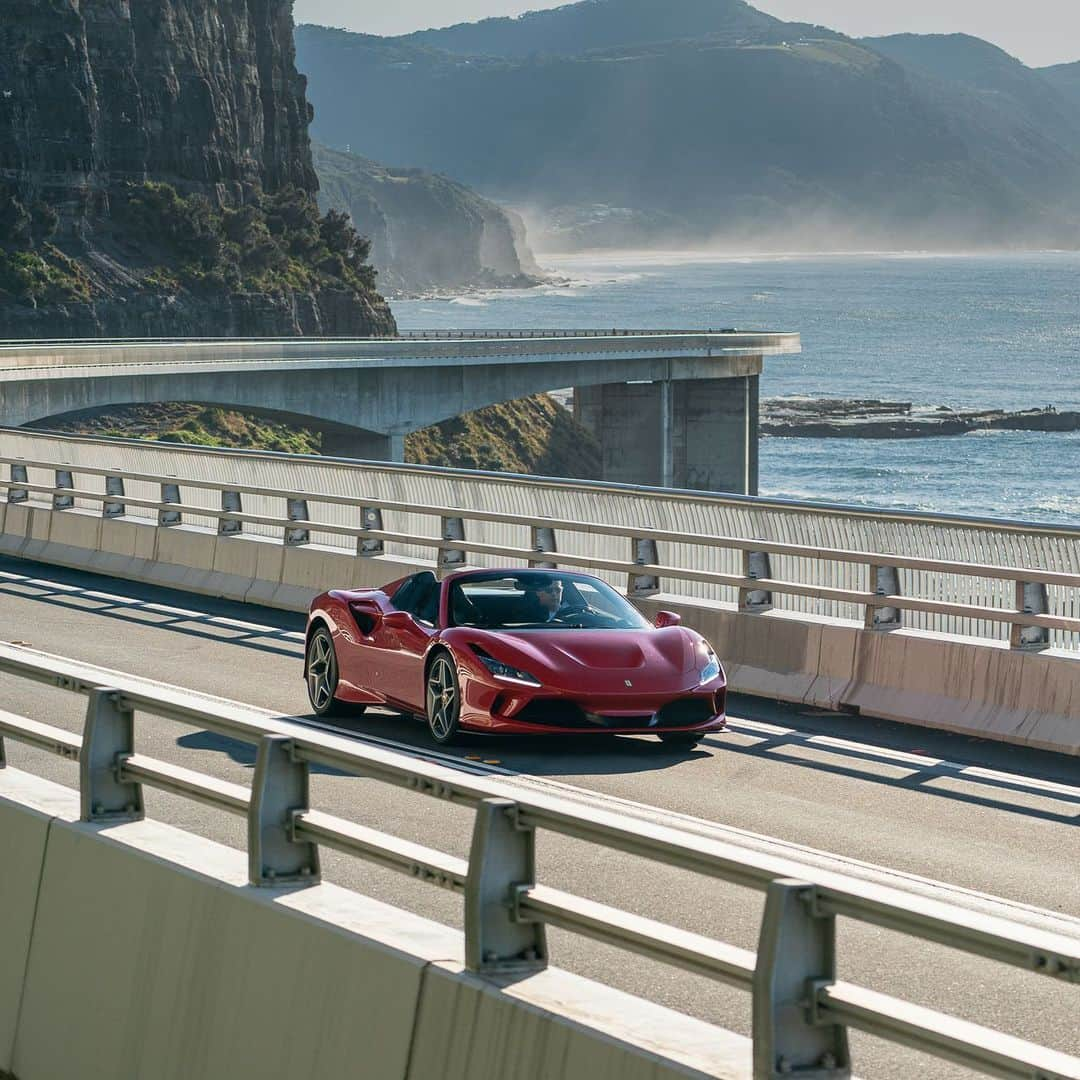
[471,646,542,686]
[699,650,721,684]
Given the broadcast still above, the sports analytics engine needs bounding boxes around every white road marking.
[3,567,1078,938]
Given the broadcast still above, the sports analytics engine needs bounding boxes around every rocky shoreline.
[762,398,1080,438]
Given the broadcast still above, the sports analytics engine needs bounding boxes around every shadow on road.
[177,729,352,776]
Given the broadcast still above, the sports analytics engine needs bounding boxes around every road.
[1,555,1077,1079]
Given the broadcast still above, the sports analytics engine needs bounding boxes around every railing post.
[219,490,243,535]
[439,515,467,573]
[628,536,660,598]
[285,497,311,546]
[753,879,850,1080]
[7,463,28,504]
[103,475,126,518]
[528,524,558,569]
[52,469,74,510]
[465,798,547,975]
[248,735,320,887]
[1011,580,1050,649]
[865,564,902,630]
[358,506,385,556]
[80,688,144,823]
[158,482,182,526]
[740,548,774,612]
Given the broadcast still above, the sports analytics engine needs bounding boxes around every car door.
[379,574,440,711]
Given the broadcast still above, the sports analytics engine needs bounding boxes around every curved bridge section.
[0,330,800,494]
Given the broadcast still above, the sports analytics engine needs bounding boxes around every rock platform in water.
[762,398,1080,438]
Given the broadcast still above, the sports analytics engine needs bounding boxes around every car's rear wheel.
[426,653,462,745]
[657,732,704,749]
[306,626,362,718]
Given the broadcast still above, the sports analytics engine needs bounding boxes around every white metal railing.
[3,455,1080,651]
[0,642,1077,1078]
[0,330,799,373]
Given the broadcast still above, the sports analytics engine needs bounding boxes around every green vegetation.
[31,396,601,479]
[121,182,378,299]
[0,246,92,305]
[406,394,599,477]
[0,182,90,304]
[32,404,324,456]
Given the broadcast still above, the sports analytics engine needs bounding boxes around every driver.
[524,578,571,622]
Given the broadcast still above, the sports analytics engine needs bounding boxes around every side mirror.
[654,610,682,628]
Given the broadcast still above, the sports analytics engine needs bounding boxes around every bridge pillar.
[321,428,406,464]
[575,375,759,494]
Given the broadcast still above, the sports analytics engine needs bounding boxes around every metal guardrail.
[0,641,1077,1079]
[0,330,799,372]
[3,456,1080,650]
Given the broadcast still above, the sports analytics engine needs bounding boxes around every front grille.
[656,698,716,727]
[512,697,715,730]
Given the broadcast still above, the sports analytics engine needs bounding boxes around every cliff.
[313,144,544,296]
[0,0,394,337]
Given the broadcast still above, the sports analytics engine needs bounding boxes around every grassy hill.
[27,397,601,480]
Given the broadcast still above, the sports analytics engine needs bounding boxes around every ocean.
[394,251,1080,525]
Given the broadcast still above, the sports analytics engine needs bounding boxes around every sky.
[292,0,1079,68]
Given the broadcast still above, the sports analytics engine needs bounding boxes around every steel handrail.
[0,641,1075,981]
[4,467,1079,589]
[0,643,1077,1079]
[3,468,1079,639]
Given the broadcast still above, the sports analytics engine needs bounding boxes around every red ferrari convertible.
[304,568,727,746]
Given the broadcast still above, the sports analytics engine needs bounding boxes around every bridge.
[0,424,1078,1080]
[0,330,799,494]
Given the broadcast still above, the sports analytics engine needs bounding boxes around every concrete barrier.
[639,597,1080,755]
[0,771,77,1075]
[0,769,751,1080]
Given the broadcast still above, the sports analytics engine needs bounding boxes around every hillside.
[1041,62,1080,111]
[29,397,601,480]
[313,144,543,296]
[0,0,393,338]
[294,1,1080,251]
[397,0,808,57]
[864,34,1080,207]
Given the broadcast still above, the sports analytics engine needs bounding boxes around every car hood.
[466,627,707,686]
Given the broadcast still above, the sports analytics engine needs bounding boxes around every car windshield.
[449,571,650,631]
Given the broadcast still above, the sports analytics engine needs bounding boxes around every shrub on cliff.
[121,181,381,300]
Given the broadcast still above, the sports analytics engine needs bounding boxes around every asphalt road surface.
[1,555,1077,1080]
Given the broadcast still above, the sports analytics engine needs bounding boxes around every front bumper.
[462,680,727,736]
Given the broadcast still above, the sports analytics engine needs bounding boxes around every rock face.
[762,398,1080,438]
[0,0,395,337]
[313,143,544,296]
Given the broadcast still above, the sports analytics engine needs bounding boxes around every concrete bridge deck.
[0,330,800,493]
[1,556,1077,1080]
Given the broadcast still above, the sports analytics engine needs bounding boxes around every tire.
[657,733,704,749]
[306,625,358,718]
[426,652,462,745]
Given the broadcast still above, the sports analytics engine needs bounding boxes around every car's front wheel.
[426,653,462,745]
[306,625,359,718]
